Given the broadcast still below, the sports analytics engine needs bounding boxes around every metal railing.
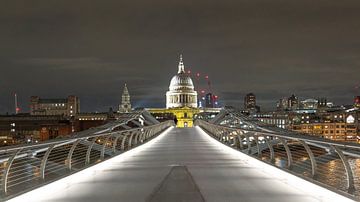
[195,119,360,200]
[0,120,174,201]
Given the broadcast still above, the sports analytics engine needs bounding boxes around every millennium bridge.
[1,109,359,201]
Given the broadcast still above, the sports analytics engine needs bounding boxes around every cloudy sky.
[0,0,360,113]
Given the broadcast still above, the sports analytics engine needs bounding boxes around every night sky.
[1,0,360,113]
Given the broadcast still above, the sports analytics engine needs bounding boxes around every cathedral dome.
[169,73,194,91]
[166,55,198,109]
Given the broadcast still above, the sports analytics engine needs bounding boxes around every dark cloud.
[1,0,360,113]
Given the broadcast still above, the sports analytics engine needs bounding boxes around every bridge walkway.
[9,127,351,202]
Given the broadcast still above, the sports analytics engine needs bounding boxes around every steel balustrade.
[0,120,174,200]
[195,119,360,199]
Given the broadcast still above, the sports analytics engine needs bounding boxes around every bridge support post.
[86,138,97,165]
[264,136,275,163]
[330,145,355,193]
[101,135,112,160]
[121,134,128,151]
[237,134,243,150]
[254,133,261,157]
[2,149,22,194]
[245,134,251,154]
[299,140,317,178]
[128,131,136,149]
[67,139,82,171]
[280,139,293,169]
[40,144,56,180]
[112,134,124,154]
[134,131,141,145]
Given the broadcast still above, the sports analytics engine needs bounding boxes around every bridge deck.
[9,127,352,202]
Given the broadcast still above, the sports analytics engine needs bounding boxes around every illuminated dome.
[166,55,198,109]
[169,73,194,91]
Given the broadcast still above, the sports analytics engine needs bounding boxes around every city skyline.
[1,1,360,113]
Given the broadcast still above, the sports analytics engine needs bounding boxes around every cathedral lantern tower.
[166,55,198,109]
[119,83,132,113]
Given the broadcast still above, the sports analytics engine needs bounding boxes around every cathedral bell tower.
[119,83,132,113]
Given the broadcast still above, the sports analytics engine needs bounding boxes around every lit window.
[346,115,355,124]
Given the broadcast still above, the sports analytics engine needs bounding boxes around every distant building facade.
[287,94,299,110]
[244,93,260,113]
[291,111,359,142]
[0,114,72,146]
[254,108,360,142]
[30,95,80,116]
[278,95,333,112]
[205,93,214,108]
[119,84,132,113]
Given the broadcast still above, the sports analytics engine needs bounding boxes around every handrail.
[195,119,359,199]
[200,120,360,150]
[0,120,174,201]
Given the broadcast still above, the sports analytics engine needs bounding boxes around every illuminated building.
[147,55,221,127]
[291,112,358,142]
[205,93,214,108]
[149,107,199,128]
[119,83,132,113]
[301,99,318,110]
[255,109,360,142]
[30,95,80,117]
[288,94,299,110]
[244,93,260,113]
[276,95,299,111]
[147,55,200,127]
[0,114,72,145]
[166,55,197,108]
